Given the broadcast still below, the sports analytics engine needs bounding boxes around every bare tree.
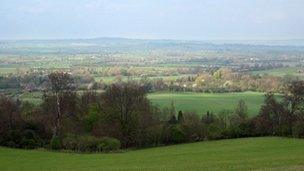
[101,82,152,147]
[48,72,74,138]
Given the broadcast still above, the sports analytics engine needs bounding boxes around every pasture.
[1,137,304,171]
[148,91,265,116]
[0,68,18,75]
[251,67,304,77]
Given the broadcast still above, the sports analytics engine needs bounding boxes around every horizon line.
[1,36,304,42]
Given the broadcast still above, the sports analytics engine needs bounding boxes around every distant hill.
[1,37,304,55]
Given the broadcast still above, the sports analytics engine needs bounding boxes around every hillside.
[1,137,304,171]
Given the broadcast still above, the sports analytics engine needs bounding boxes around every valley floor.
[1,137,304,171]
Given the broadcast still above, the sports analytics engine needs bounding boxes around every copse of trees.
[91,82,161,148]
[1,72,304,152]
[255,80,304,137]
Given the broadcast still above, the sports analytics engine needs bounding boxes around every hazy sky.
[0,0,303,40]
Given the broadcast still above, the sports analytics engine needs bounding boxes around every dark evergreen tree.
[168,115,177,125]
[178,110,184,123]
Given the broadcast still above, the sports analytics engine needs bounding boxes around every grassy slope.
[148,91,265,116]
[1,137,304,171]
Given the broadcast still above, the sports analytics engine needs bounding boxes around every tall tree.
[257,92,283,135]
[285,80,304,115]
[0,95,21,134]
[100,82,154,147]
[283,80,304,134]
[47,72,74,138]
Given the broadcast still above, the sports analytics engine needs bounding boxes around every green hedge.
[62,135,120,152]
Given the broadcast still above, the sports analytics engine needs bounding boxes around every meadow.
[1,137,304,171]
[148,91,265,116]
[251,67,304,77]
[0,68,18,76]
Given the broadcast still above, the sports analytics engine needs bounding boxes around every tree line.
[0,72,303,152]
[1,68,288,95]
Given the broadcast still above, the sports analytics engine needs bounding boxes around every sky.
[0,0,304,40]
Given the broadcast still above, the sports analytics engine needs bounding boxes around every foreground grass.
[148,91,265,116]
[1,137,304,171]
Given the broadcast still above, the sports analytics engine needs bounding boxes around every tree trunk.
[53,92,61,137]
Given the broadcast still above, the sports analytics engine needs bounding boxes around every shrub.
[50,135,61,150]
[3,130,22,148]
[293,121,304,138]
[62,135,121,152]
[21,138,37,149]
[163,125,185,144]
[206,124,223,140]
[20,129,43,149]
[97,137,121,152]
[62,134,78,151]
[76,135,99,152]
[0,125,45,149]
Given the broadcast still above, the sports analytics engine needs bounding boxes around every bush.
[21,138,37,149]
[0,127,44,149]
[163,125,186,144]
[50,135,61,150]
[77,135,100,152]
[97,137,121,152]
[293,122,304,138]
[62,134,78,151]
[206,124,223,140]
[20,129,43,149]
[3,130,22,148]
[62,135,121,152]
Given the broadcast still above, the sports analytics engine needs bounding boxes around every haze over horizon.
[1,0,304,40]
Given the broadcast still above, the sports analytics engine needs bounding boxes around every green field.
[0,68,18,75]
[18,92,43,105]
[251,67,304,77]
[148,92,265,116]
[19,91,266,116]
[1,137,304,171]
